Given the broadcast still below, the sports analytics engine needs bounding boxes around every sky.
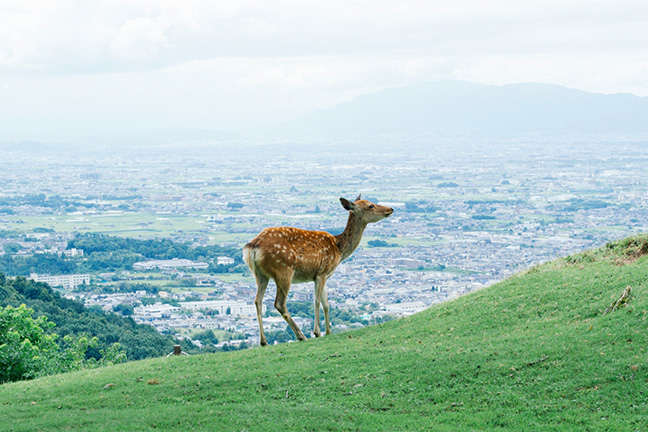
[1,0,647,140]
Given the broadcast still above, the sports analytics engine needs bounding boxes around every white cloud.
[109,16,172,64]
[1,0,644,73]
[0,0,647,138]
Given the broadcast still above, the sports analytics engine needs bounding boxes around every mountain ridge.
[259,80,648,141]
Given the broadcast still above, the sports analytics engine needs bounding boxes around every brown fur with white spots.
[243,195,394,346]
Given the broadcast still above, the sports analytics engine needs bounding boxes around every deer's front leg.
[313,278,322,337]
[313,276,329,338]
[320,284,331,335]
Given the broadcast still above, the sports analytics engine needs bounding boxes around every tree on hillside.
[0,304,127,384]
[1,275,174,361]
[0,304,58,383]
[66,233,241,264]
[367,239,397,247]
[193,329,219,345]
[113,303,134,316]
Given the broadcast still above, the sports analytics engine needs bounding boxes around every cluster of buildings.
[132,299,264,334]
[73,289,265,336]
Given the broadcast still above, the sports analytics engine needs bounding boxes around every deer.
[243,195,394,346]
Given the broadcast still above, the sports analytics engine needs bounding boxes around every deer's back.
[246,227,341,282]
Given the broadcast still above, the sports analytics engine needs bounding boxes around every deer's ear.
[340,198,355,211]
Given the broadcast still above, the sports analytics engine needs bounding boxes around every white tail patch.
[243,245,264,274]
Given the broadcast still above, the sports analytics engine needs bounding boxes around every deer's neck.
[335,212,367,262]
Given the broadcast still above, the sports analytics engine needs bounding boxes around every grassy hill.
[1,236,647,431]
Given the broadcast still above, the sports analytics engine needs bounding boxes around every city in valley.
[1,139,646,347]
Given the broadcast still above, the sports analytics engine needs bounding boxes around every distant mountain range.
[3,81,646,149]
[259,80,648,141]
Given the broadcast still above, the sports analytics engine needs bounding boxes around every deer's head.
[340,194,394,225]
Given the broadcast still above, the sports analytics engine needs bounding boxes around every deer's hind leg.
[253,271,270,346]
[274,271,307,341]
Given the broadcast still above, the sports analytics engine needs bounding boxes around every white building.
[62,248,84,257]
[389,258,423,267]
[132,258,209,271]
[133,303,181,319]
[180,300,263,317]
[35,248,84,257]
[30,273,90,290]
[384,301,427,316]
[216,256,235,265]
[292,291,314,302]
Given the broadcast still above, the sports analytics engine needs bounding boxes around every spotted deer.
[243,195,394,346]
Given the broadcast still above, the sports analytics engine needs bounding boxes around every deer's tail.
[243,242,262,274]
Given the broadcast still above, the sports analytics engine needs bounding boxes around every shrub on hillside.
[0,304,126,384]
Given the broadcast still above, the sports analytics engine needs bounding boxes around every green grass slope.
[1,236,647,431]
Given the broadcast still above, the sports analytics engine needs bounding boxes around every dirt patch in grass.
[608,235,648,265]
[561,235,648,267]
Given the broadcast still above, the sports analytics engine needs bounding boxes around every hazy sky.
[1,0,647,140]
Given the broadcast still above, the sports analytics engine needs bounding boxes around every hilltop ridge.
[1,235,647,431]
[258,80,648,141]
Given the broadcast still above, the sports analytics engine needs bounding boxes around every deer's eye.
[369,204,375,209]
